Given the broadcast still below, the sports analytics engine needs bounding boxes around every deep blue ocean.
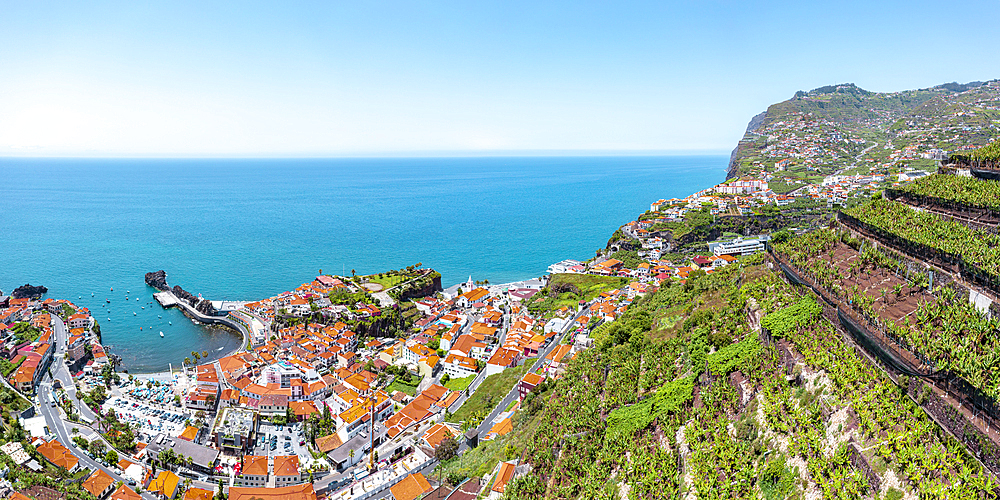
[0,156,725,371]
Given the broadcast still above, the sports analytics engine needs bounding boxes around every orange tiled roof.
[82,469,116,497]
[388,473,432,500]
[228,484,316,500]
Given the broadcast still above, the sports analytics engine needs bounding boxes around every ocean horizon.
[1,155,725,371]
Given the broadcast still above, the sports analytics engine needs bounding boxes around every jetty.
[153,290,250,350]
[153,292,180,308]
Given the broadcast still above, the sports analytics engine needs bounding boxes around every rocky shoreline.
[12,283,48,299]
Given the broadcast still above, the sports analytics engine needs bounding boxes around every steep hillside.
[728,81,1000,182]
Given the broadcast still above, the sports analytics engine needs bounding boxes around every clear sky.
[2,1,999,157]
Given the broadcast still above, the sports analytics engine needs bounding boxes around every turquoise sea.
[0,156,725,371]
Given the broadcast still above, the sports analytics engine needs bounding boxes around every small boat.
[141,306,144,310]
[168,321,172,325]
[160,331,164,338]
[133,312,136,316]
[111,287,113,291]
[106,299,110,303]
[140,327,142,331]
[91,293,94,296]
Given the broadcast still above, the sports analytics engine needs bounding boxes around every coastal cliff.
[726,111,767,180]
[725,81,999,182]
[398,271,443,301]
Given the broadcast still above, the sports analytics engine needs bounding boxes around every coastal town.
[0,246,663,500]
[0,129,962,500]
[2,80,999,500]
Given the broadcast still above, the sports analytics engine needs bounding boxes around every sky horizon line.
[0,149,732,160]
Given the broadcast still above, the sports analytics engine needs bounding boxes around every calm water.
[0,156,725,371]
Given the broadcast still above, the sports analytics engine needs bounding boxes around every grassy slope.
[444,375,475,392]
[446,365,530,424]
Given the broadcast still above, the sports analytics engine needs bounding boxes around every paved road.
[50,316,97,422]
[469,305,586,443]
[37,379,160,499]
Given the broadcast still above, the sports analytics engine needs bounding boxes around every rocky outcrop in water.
[144,270,169,291]
[195,299,218,316]
[12,284,47,299]
[172,285,199,307]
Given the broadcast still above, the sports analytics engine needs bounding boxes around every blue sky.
[1,1,998,156]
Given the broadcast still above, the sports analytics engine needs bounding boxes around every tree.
[349,448,355,464]
[434,436,458,462]
[90,439,107,459]
[184,357,192,366]
[106,450,119,465]
[216,479,226,500]
[201,350,208,358]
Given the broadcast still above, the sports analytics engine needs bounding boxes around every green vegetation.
[447,365,530,428]
[366,273,411,289]
[845,197,1000,280]
[760,296,823,338]
[444,374,475,392]
[605,376,693,439]
[99,409,138,453]
[327,289,371,305]
[608,249,643,269]
[10,322,42,344]
[952,140,1000,163]
[458,239,1000,499]
[898,173,1000,210]
[386,370,422,397]
[527,273,627,316]
[0,356,25,377]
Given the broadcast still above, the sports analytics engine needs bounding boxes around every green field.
[387,376,422,396]
[365,273,413,289]
[444,374,475,392]
[447,365,530,425]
